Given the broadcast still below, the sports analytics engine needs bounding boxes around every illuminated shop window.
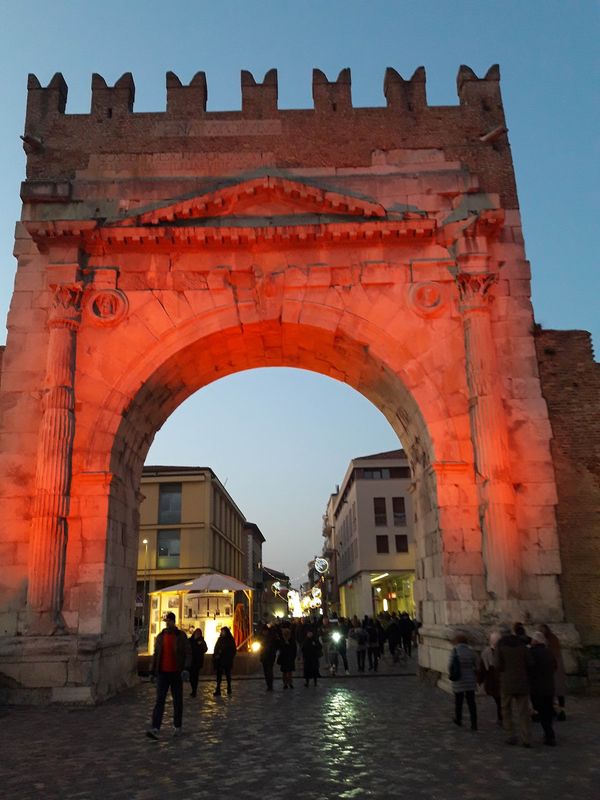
[157,529,180,568]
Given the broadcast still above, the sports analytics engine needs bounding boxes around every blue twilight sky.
[0,1,598,585]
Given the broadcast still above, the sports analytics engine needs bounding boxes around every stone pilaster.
[27,283,82,633]
[457,269,521,601]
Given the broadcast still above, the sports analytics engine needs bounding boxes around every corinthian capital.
[455,272,497,313]
[48,282,83,329]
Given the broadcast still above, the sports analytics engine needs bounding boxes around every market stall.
[147,573,253,655]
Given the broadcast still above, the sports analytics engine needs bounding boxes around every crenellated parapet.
[24,64,503,121]
[21,64,515,205]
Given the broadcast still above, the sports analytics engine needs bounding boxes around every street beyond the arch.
[1,669,599,800]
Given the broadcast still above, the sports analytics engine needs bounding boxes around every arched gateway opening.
[0,65,576,702]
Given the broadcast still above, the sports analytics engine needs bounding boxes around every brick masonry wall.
[535,329,600,646]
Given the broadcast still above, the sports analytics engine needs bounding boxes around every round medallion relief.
[85,289,128,326]
[408,281,446,317]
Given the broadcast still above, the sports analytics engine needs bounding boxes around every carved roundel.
[408,281,446,318]
[85,289,128,327]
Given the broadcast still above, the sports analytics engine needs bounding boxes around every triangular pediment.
[119,176,386,226]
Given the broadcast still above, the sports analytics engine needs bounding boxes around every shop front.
[147,573,253,655]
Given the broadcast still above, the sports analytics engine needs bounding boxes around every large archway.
[0,65,574,702]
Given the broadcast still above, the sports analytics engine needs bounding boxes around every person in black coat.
[529,631,557,746]
[277,626,297,689]
[366,619,380,672]
[213,626,237,696]
[301,630,322,687]
[188,628,208,698]
[398,612,415,658]
[386,615,401,662]
[258,624,280,691]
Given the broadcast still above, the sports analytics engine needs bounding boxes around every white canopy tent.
[147,572,253,654]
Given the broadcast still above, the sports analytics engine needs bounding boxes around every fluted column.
[27,283,82,632]
[457,271,521,599]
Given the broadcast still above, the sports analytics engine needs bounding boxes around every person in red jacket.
[147,612,190,739]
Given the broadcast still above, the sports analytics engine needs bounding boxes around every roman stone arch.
[0,65,579,702]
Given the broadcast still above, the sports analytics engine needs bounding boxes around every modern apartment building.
[136,465,246,626]
[323,449,416,620]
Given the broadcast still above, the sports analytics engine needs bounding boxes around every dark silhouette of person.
[213,626,237,696]
[188,628,208,698]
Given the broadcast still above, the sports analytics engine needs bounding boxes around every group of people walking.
[256,612,418,690]
[449,621,567,747]
[145,610,418,738]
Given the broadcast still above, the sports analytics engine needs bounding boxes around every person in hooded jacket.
[213,626,237,696]
[494,622,534,747]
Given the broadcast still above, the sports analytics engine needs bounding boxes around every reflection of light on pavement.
[322,689,359,746]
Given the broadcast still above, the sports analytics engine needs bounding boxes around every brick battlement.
[21,65,516,205]
[26,65,502,120]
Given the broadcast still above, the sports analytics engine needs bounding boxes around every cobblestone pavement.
[1,658,599,800]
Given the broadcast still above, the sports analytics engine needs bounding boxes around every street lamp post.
[142,538,149,628]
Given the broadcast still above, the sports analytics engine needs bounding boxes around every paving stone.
[0,657,598,799]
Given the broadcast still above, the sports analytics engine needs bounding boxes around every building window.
[157,529,180,568]
[390,467,411,479]
[376,535,389,553]
[363,468,390,480]
[395,534,409,553]
[158,483,182,524]
[393,497,407,526]
[373,497,387,526]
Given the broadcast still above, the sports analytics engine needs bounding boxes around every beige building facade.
[327,450,416,620]
[136,466,245,626]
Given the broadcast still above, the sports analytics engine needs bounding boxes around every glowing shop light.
[250,641,262,653]
[370,572,389,584]
[311,587,322,598]
[332,631,342,643]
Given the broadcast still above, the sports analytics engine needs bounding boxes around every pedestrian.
[449,633,478,730]
[146,612,190,740]
[398,612,415,658]
[278,626,297,689]
[529,631,557,746]
[302,629,322,687]
[494,622,534,747]
[349,619,367,672]
[477,631,502,725]
[213,626,237,696]
[188,627,208,698]
[257,623,279,691]
[386,614,401,662]
[366,618,380,672]
[539,624,567,720]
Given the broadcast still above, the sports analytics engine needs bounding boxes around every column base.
[0,634,138,705]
